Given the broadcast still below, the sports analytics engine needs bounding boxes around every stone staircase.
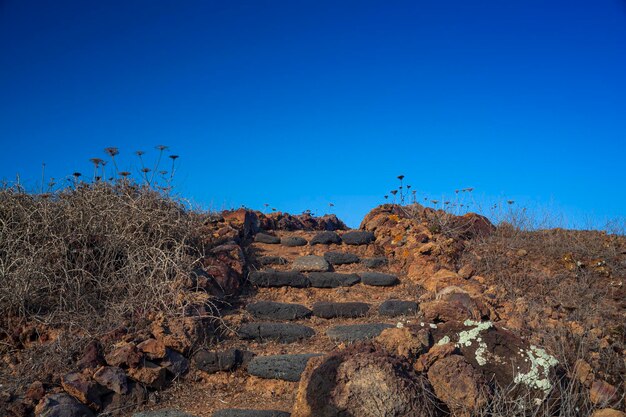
[205,229,420,417]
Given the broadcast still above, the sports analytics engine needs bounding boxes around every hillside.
[0,185,624,417]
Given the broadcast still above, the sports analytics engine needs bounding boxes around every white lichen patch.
[513,345,559,393]
[452,319,494,366]
[436,335,451,346]
[429,323,438,329]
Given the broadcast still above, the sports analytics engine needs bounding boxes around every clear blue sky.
[1,0,625,228]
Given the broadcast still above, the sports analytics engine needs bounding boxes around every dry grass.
[0,180,209,344]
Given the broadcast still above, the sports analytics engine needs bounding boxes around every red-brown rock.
[127,361,167,389]
[104,342,142,368]
[61,370,106,410]
[93,366,128,395]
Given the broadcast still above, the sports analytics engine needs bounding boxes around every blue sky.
[1,0,625,228]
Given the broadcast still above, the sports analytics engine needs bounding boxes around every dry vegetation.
[0,180,209,387]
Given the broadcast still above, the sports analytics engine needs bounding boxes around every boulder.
[35,393,94,417]
[101,381,147,416]
[255,233,281,244]
[360,257,388,268]
[374,327,430,359]
[246,301,312,321]
[326,323,394,343]
[292,255,330,272]
[161,348,189,377]
[281,236,308,247]
[150,315,210,354]
[341,231,375,245]
[427,355,489,415]
[590,380,618,405]
[378,300,418,317]
[104,342,142,368]
[323,251,360,265]
[239,322,315,343]
[222,209,260,239]
[93,366,128,395]
[61,371,106,410]
[359,272,399,286]
[249,271,309,288]
[309,232,342,245]
[192,349,251,373]
[420,292,489,323]
[307,272,360,288]
[76,340,105,370]
[292,345,436,417]
[247,354,322,382]
[136,338,167,360]
[127,361,167,390]
[312,302,370,319]
[200,243,246,296]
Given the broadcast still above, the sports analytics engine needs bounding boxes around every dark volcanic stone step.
[378,300,418,317]
[292,255,330,272]
[307,272,360,288]
[358,272,399,286]
[213,410,290,417]
[247,353,322,382]
[257,256,288,266]
[239,322,315,343]
[326,323,394,343]
[341,230,375,245]
[246,301,312,321]
[254,233,281,244]
[323,251,360,265]
[361,257,388,268]
[135,411,198,417]
[312,302,370,319]
[192,349,253,373]
[249,270,309,288]
[281,236,307,247]
[310,231,342,245]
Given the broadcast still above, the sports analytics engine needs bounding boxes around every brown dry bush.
[0,180,209,343]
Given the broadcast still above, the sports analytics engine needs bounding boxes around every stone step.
[309,231,342,245]
[358,271,399,286]
[247,353,322,382]
[292,255,330,272]
[323,251,360,265]
[213,410,290,417]
[360,257,388,268]
[326,323,394,343]
[341,230,375,245]
[249,270,309,288]
[307,272,360,288]
[134,410,197,417]
[191,348,253,373]
[378,300,418,317]
[239,322,315,343]
[280,236,307,247]
[312,302,370,319]
[246,301,312,321]
[257,256,288,266]
[254,233,280,244]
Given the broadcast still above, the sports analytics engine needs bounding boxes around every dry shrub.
[0,180,209,338]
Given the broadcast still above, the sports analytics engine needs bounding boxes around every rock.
[35,393,94,417]
[246,301,312,321]
[25,380,45,403]
[307,272,360,288]
[247,354,322,382]
[239,322,315,343]
[358,272,399,286]
[192,349,248,373]
[590,380,618,405]
[458,264,474,279]
[292,255,330,272]
[93,366,128,395]
[414,343,457,372]
[254,233,280,244]
[151,315,210,354]
[76,340,105,370]
[374,327,430,359]
[341,231,375,245]
[249,271,309,288]
[573,359,594,386]
[127,361,168,389]
[592,410,626,417]
[136,338,167,360]
[200,243,246,296]
[360,257,388,268]
[378,300,418,317]
[421,293,489,323]
[312,302,370,319]
[213,410,290,417]
[101,381,147,416]
[326,323,394,343]
[257,256,288,266]
[309,231,342,245]
[161,348,189,377]
[292,345,436,417]
[222,209,260,240]
[133,410,198,417]
[323,251,360,265]
[61,371,106,410]
[427,355,489,415]
[281,236,307,247]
